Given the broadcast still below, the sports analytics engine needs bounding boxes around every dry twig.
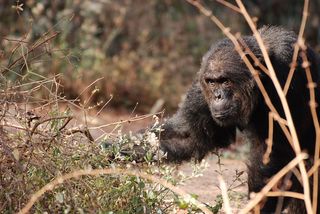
[239,153,308,214]
[18,168,213,214]
[283,0,310,95]
[218,175,232,214]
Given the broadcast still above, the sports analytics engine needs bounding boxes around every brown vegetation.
[1,0,320,213]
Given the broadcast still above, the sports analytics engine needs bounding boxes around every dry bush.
[0,20,212,214]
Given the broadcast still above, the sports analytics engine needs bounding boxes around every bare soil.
[177,156,247,206]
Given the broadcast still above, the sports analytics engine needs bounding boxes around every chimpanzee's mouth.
[210,106,239,126]
[212,107,236,119]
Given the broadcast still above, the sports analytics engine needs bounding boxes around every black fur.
[159,26,320,213]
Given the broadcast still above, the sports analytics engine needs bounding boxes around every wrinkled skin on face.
[199,40,258,128]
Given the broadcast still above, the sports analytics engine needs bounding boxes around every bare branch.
[18,168,213,214]
[283,0,310,95]
[239,153,307,214]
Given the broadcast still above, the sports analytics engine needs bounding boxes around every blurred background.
[0,1,319,212]
[1,0,319,114]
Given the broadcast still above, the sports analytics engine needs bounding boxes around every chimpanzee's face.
[199,40,258,127]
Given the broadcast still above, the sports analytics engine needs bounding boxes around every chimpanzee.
[158,26,320,213]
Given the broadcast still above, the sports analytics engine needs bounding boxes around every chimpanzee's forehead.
[204,48,245,72]
[202,36,260,70]
[200,39,254,81]
[209,36,258,56]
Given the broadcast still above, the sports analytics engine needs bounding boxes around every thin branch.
[239,153,307,214]
[89,111,164,130]
[237,36,270,76]
[5,32,60,71]
[65,127,94,142]
[308,159,320,177]
[218,175,233,214]
[263,112,274,164]
[301,48,320,214]
[95,94,113,117]
[30,116,72,136]
[266,191,305,200]
[283,0,310,95]
[235,0,312,212]
[216,0,241,13]
[2,37,29,44]
[18,168,213,214]
[75,77,105,104]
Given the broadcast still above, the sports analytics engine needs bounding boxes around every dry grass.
[0,28,212,213]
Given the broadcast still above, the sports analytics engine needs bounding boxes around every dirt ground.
[74,108,248,208]
[177,156,247,204]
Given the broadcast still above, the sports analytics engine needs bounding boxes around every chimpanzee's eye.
[205,78,215,84]
[205,77,230,85]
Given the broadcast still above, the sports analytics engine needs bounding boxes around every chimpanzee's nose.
[214,89,224,101]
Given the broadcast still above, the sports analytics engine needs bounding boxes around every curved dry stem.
[235,0,312,212]
[216,0,241,13]
[300,49,320,213]
[239,153,307,214]
[218,175,232,214]
[266,191,305,200]
[308,160,320,177]
[283,0,310,95]
[88,111,164,130]
[263,112,274,164]
[18,168,213,214]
